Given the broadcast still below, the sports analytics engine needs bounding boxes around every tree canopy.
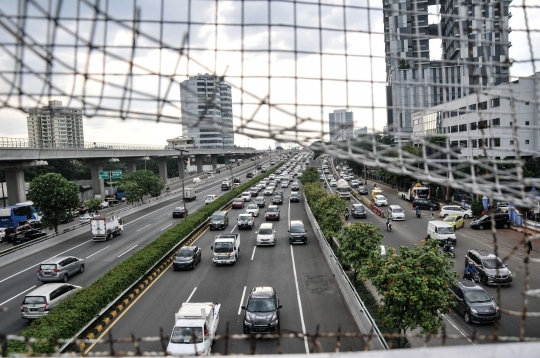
[119,170,164,203]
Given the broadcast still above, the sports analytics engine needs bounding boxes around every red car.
[232,197,245,209]
[265,205,281,221]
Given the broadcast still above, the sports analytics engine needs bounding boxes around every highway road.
[325,157,540,345]
[0,156,275,336]
[86,163,365,355]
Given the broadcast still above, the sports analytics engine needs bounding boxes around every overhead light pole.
[173,146,189,219]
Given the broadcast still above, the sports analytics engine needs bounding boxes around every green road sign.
[112,170,123,179]
[98,171,109,179]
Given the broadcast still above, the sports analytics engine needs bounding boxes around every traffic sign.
[112,170,123,179]
[98,171,109,179]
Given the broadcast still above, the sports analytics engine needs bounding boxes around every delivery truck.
[90,213,123,241]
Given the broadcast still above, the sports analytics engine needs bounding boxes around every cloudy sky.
[0,0,538,149]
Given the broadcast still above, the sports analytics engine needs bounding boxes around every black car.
[254,197,266,208]
[413,198,440,211]
[351,204,367,218]
[172,207,188,218]
[358,186,368,195]
[272,195,283,205]
[289,192,300,203]
[470,213,510,230]
[465,249,513,286]
[250,188,259,197]
[209,211,229,230]
[288,220,307,244]
[246,172,254,178]
[173,246,202,270]
[242,287,282,334]
[450,281,500,324]
[19,220,43,230]
[12,227,47,245]
[274,190,284,197]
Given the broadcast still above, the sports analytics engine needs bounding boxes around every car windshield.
[444,217,456,222]
[243,193,250,196]
[376,195,386,200]
[290,225,305,233]
[246,298,276,312]
[206,196,214,200]
[438,227,454,234]
[464,290,492,303]
[247,205,257,210]
[478,215,490,221]
[23,296,46,304]
[214,242,233,253]
[234,199,243,202]
[267,207,278,212]
[170,326,203,344]
[174,207,184,211]
[392,208,403,213]
[211,214,224,221]
[483,258,505,269]
[259,228,273,235]
[176,250,194,258]
[354,206,364,211]
[239,215,251,220]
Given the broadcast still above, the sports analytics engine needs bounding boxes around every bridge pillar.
[158,158,168,184]
[90,164,105,199]
[125,161,137,174]
[211,155,218,169]
[4,168,26,205]
[195,156,203,173]
[178,159,185,179]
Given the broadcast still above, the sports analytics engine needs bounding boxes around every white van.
[427,221,456,245]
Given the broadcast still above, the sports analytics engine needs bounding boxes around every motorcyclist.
[386,217,392,231]
[415,206,421,217]
[443,238,453,253]
[464,262,478,280]
[324,182,328,188]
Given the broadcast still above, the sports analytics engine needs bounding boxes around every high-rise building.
[329,109,354,141]
[27,100,84,148]
[383,0,512,133]
[180,74,234,149]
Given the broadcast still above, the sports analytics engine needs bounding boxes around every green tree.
[28,173,80,233]
[119,170,164,203]
[371,238,457,347]
[338,222,384,278]
[85,198,103,215]
[303,183,346,238]
[300,167,320,185]
[470,199,484,216]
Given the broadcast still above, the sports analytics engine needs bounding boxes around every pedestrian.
[430,214,435,221]
[527,239,533,255]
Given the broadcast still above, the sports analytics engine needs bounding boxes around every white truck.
[166,302,220,356]
[398,183,430,201]
[183,187,198,202]
[90,213,123,241]
[211,234,240,265]
[336,179,351,200]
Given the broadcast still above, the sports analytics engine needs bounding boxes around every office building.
[384,0,512,133]
[27,100,84,148]
[329,109,354,141]
[180,74,234,149]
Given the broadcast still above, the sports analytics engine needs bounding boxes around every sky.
[0,0,538,149]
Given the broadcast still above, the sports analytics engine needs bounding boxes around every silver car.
[37,256,85,283]
[21,283,81,319]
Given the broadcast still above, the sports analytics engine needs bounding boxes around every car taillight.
[44,303,50,311]
[20,304,24,312]
[52,269,60,273]
[37,269,42,273]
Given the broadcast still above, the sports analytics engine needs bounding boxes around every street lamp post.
[172,146,189,219]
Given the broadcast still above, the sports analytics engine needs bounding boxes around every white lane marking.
[136,224,151,232]
[161,223,172,231]
[0,240,92,284]
[186,287,197,303]
[0,285,36,306]
[445,314,475,344]
[118,245,138,258]
[290,245,309,354]
[230,225,237,233]
[251,246,256,260]
[238,286,247,315]
[86,245,110,259]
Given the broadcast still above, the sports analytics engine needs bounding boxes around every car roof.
[290,220,304,226]
[179,246,197,251]
[469,248,497,259]
[250,286,275,298]
[26,283,72,296]
[389,205,402,209]
[457,281,485,291]
[40,256,75,264]
[259,223,273,229]
[213,210,227,215]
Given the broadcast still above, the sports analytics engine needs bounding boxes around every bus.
[115,188,125,201]
[0,204,41,228]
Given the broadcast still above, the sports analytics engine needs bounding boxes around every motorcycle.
[324,183,328,189]
[463,269,480,283]
[386,221,392,232]
[442,244,456,258]
[416,209,421,218]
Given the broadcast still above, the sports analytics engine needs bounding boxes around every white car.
[205,195,218,205]
[241,192,251,202]
[388,205,405,220]
[281,181,289,188]
[245,204,260,217]
[256,223,276,246]
[440,205,473,219]
[264,187,274,196]
[374,195,388,206]
[79,213,96,223]
[330,180,338,187]
[259,181,267,189]
[237,213,254,230]
[101,201,109,208]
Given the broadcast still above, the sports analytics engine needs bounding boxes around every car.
[255,223,276,246]
[493,202,509,213]
[264,187,274,196]
[254,197,266,208]
[374,195,388,206]
[265,205,280,221]
[288,220,307,244]
[205,195,218,205]
[291,182,300,191]
[242,192,252,202]
[209,211,229,230]
[440,205,473,219]
[173,246,202,270]
[246,204,260,217]
[232,197,245,209]
[358,186,368,195]
[21,283,82,319]
[272,194,283,205]
[259,181,267,189]
[465,249,513,286]
[172,206,188,218]
[269,174,275,180]
[79,213,95,224]
[330,180,338,187]
[388,205,405,220]
[221,180,231,190]
[101,201,109,208]
[242,287,282,334]
[351,204,367,218]
[238,213,255,230]
[25,219,43,230]
[289,192,300,202]
[280,181,289,188]
[246,172,254,178]
[323,169,330,174]
[470,213,510,230]
[319,175,325,182]
[37,256,85,282]
[250,187,259,197]
[12,227,48,245]
[443,214,465,230]
[413,198,440,211]
[350,180,359,188]
[450,281,501,324]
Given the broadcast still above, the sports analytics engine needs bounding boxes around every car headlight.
[470,308,478,314]
[495,305,500,313]
[244,319,252,326]
[270,319,279,327]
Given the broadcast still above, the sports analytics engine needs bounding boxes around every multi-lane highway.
[324,157,540,345]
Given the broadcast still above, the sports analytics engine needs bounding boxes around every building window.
[459,107,466,115]
[492,118,500,126]
[478,101,488,110]
[510,140,514,145]
[459,140,468,147]
[526,121,530,125]
[510,122,512,126]
[491,98,500,107]
[491,138,501,147]
[451,125,458,133]
[525,140,530,144]
[478,120,489,129]
[469,104,476,110]
[472,139,478,148]
[459,124,467,132]
[525,102,529,105]
[470,122,477,130]
[451,111,458,117]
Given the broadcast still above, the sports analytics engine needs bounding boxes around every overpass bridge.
[0,137,266,205]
